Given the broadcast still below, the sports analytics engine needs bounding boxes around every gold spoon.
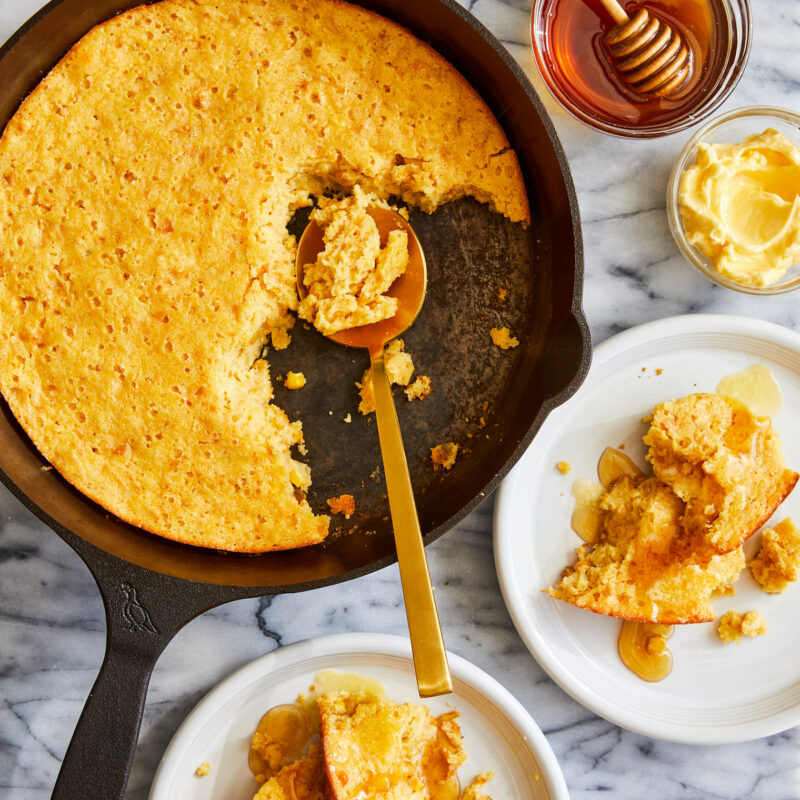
[296,206,452,698]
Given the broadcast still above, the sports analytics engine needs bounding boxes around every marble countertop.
[2,0,799,798]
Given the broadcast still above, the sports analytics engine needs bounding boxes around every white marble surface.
[2,0,800,798]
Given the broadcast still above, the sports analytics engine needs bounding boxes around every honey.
[533,0,730,133]
[249,703,315,781]
[618,620,675,681]
[571,448,644,542]
[597,446,643,488]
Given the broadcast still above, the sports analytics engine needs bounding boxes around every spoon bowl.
[296,207,427,354]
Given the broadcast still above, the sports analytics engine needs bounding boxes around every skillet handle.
[50,543,241,800]
[51,624,168,800]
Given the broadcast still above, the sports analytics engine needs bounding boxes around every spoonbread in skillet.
[0,0,529,552]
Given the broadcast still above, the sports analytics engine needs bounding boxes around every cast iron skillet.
[0,0,590,796]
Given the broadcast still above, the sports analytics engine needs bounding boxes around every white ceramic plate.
[149,632,568,799]
[495,314,800,744]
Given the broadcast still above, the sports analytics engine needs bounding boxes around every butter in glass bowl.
[667,106,800,294]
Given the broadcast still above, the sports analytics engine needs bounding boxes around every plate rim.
[148,631,569,799]
[494,313,800,745]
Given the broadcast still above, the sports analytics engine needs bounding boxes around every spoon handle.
[370,347,453,697]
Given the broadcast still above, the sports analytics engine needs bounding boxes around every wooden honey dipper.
[597,0,692,97]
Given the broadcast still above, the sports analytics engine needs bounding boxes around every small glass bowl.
[531,0,751,138]
[667,106,800,295]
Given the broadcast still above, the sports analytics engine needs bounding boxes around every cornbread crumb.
[490,327,519,349]
[718,610,768,643]
[557,461,572,475]
[343,413,352,424]
[357,339,414,414]
[195,762,210,777]
[496,287,508,303]
[749,518,800,593]
[462,772,495,800]
[327,495,356,519]
[284,372,306,390]
[656,368,663,375]
[431,442,459,471]
[405,375,432,402]
[298,186,409,335]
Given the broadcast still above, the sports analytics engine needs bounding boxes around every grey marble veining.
[2,0,800,798]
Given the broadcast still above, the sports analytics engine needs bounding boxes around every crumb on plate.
[749,517,800,593]
[717,610,767,644]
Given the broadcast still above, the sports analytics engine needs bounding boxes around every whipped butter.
[679,129,800,287]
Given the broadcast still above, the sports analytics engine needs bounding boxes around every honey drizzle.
[618,621,674,682]
[248,703,315,781]
[569,449,676,682]
[571,448,644,542]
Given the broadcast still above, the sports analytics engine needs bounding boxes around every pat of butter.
[679,129,800,287]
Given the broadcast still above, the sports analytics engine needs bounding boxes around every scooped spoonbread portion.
[550,393,797,624]
[0,0,529,551]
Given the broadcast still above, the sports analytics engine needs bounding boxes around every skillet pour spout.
[0,0,589,797]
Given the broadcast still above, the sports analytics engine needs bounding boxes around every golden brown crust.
[0,0,528,552]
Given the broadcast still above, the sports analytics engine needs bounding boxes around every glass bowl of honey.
[531,0,751,137]
[667,106,800,295]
